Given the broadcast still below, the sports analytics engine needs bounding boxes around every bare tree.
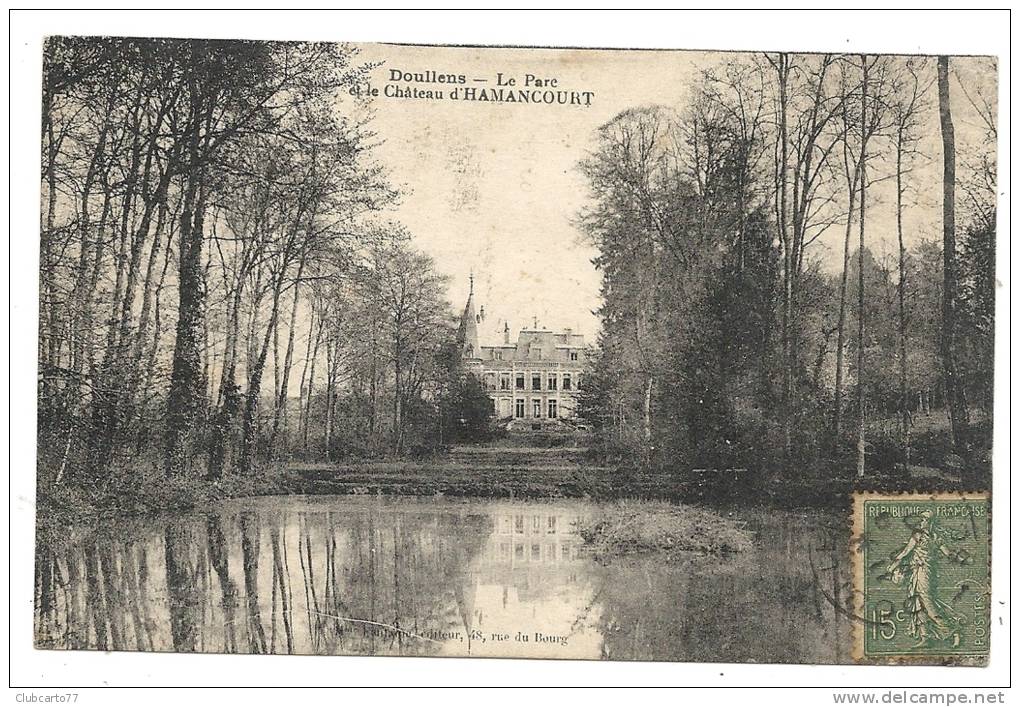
[368,237,450,455]
[765,53,845,459]
[889,58,932,469]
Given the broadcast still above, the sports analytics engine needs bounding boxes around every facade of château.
[457,279,586,429]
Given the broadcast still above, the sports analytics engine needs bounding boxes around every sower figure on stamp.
[885,511,971,648]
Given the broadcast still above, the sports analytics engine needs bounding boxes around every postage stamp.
[852,492,991,665]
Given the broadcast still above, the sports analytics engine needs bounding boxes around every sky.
[348,43,996,348]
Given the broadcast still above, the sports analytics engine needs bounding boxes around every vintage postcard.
[34,37,997,665]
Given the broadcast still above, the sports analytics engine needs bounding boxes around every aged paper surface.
[34,37,997,665]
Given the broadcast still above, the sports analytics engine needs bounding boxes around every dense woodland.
[38,37,490,489]
[577,54,996,480]
[37,39,997,502]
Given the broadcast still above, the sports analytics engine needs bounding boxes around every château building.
[457,277,586,429]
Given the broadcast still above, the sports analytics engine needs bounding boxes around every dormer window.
[570,350,579,361]
[532,347,543,360]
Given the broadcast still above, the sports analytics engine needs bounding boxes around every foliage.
[37,37,469,490]
[577,55,996,480]
[439,373,497,445]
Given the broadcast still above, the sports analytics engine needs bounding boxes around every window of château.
[532,374,542,390]
[548,374,557,390]
[570,350,579,361]
[515,373,525,390]
[562,374,572,390]
[548,399,558,418]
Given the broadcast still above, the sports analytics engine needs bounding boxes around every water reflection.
[35,497,849,663]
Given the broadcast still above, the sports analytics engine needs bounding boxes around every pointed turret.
[457,274,480,360]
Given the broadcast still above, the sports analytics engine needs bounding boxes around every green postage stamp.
[852,492,991,665]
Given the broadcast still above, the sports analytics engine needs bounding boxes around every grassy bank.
[37,440,988,528]
[576,500,754,560]
[284,459,975,509]
[36,464,293,528]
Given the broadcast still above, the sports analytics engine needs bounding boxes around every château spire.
[457,274,480,359]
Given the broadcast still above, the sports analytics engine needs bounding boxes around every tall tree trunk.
[393,335,403,456]
[90,92,154,475]
[834,167,859,443]
[165,106,210,477]
[937,55,970,452]
[39,117,62,407]
[642,373,653,462]
[302,319,323,453]
[775,54,794,461]
[297,306,319,453]
[125,183,172,413]
[241,279,284,473]
[271,260,307,456]
[136,211,177,453]
[895,125,911,471]
[369,310,379,439]
[856,55,869,479]
[324,342,337,458]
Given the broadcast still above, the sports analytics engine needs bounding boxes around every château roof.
[479,329,586,365]
[456,277,585,366]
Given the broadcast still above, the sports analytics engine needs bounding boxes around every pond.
[34,496,851,663]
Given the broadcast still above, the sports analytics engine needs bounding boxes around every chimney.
[503,321,510,344]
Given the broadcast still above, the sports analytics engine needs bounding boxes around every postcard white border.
[6,8,1011,695]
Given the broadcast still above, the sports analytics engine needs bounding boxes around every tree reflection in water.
[591,511,850,664]
[34,498,847,663]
